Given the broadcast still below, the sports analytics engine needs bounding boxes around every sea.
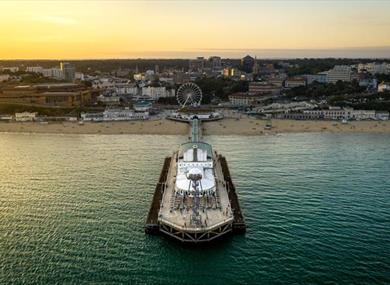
[0,133,389,284]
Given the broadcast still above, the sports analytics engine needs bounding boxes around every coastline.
[1,118,390,135]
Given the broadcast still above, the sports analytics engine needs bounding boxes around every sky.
[0,0,390,59]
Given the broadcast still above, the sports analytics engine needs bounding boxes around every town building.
[159,77,175,85]
[41,68,64,80]
[267,78,285,87]
[276,112,323,120]
[284,77,307,88]
[25,64,74,81]
[0,114,13,121]
[228,92,263,106]
[75,72,85,81]
[248,82,281,96]
[81,108,148,121]
[266,75,286,87]
[1,67,19,73]
[350,109,376,120]
[327,65,352,83]
[358,74,377,90]
[303,73,328,84]
[241,55,255,73]
[252,57,260,75]
[223,67,238,78]
[113,84,138,96]
[92,77,132,90]
[97,95,121,104]
[208,56,222,71]
[80,112,103,121]
[15,112,37,122]
[279,110,388,121]
[376,111,389,120]
[26,66,44,73]
[134,101,152,112]
[258,102,316,114]
[189,57,205,73]
[141,87,175,100]
[60,62,76,82]
[92,78,116,89]
[0,83,91,107]
[133,73,143,81]
[0,74,10,82]
[144,70,156,81]
[102,108,148,121]
[358,62,390,75]
[303,107,349,120]
[259,63,276,75]
[303,107,378,120]
[173,72,190,85]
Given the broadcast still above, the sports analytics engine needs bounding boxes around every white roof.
[176,166,215,191]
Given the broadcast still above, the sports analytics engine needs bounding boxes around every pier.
[145,83,245,243]
[145,118,246,242]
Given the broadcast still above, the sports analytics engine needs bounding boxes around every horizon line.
[1,56,390,61]
[2,47,390,61]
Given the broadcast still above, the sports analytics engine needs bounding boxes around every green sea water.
[0,133,389,284]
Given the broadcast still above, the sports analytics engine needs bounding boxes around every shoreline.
[0,118,390,136]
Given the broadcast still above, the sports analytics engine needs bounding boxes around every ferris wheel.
[176,83,202,108]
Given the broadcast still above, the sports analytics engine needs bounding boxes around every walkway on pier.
[190,118,202,142]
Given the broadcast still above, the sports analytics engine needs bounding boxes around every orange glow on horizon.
[0,1,390,59]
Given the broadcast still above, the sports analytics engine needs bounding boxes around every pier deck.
[158,151,233,234]
[145,118,245,242]
[145,153,246,240]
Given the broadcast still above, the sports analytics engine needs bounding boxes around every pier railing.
[145,156,172,234]
[219,155,246,233]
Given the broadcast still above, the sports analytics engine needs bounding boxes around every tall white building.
[60,62,75,82]
[26,66,43,73]
[41,68,64,80]
[141,87,175,100]
[327,65,352,83]
[1,67,19,73]
[26,65,67,80]
[358,62,390,75]
[114,84,138,95]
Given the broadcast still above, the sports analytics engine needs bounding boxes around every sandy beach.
[203,118,390,135]
[0,118,390,136]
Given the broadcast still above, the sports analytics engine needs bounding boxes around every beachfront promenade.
[1,118,390,135]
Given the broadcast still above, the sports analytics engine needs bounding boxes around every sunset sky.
[1,0,390,59]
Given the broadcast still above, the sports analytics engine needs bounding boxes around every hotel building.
[327,65,352,83]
